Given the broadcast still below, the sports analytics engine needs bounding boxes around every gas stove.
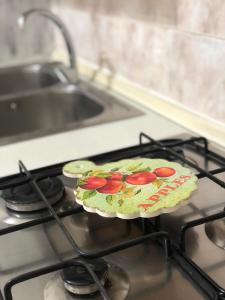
[0,133,224,300]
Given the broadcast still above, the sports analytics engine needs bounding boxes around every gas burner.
[205,218,225,250]
[5,198,64,220]
[45,262,129,300]
[61,258,108,295]
[0,186,77,225]
[2,177,64,213]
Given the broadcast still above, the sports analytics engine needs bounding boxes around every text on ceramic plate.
[138,175,192,211]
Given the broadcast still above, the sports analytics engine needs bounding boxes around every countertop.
[1,55,224,178]
[0,103,185,177]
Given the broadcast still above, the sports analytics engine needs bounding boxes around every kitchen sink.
[0,85,104,142]
[0,62,65,97]
[0,62,143,145]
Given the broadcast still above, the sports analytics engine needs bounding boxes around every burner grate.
[139,133,225,187]
[2,158,171,300]
[0,133,224,300]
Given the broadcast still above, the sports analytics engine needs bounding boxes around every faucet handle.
[91,51,115,88]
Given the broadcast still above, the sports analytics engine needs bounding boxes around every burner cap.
[45,263,129,300]
[2,177,64,212]
[61,258,108,295]
[205,218,225,250]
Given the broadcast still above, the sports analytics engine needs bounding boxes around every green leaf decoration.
[88,170,100,175]
[121,187,136,199]
[106,195,117,205]
[106,195,113,205]
[135,189,141,195]
[125,187,135,193]
[152,179,164,189]
[83,170,91,177]
[110,167,119,172]
[118,199,124,207]
[89,171,110,178]
[78,179,86,186]
[82,190,97,200]
[133,167,152,173]
[96,173,111,178]
[127,163,143,172]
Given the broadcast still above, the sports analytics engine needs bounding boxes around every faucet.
[18,9,77,77]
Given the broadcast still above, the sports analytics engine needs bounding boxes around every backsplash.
[52,0,225,125]
[1,0,225,125]
[0,0,53,66]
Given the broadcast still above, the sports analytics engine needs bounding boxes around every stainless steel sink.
[0,85,104,143]
[0,62,65,97]
[0,62,143,145]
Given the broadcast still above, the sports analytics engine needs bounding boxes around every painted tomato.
[107,172,123,181]
[154,167,176,177]
[97,180,123,194]
[80,176,107,190]
[125,172,156,185]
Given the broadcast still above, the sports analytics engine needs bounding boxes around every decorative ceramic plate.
[63,158,198,219]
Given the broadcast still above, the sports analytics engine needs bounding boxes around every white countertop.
[0,107,185,177]
[4,56,223,178]
[2,55,224,178]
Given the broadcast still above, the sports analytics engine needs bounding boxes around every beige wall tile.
[53,2,225,124]
[0,0,53,65]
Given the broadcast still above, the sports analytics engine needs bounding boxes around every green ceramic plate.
[63,158,198,219]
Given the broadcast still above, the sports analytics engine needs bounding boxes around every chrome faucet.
[18,9,77,76]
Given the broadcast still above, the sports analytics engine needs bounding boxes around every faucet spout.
[18,9,77,74]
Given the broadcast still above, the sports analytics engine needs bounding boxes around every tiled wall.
[52,0,225,124]
[1,0,225,124]
[0,0,53,66]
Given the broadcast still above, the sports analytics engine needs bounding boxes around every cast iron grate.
[0,132,224,300]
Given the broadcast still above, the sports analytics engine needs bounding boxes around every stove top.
[0,133,224,300]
